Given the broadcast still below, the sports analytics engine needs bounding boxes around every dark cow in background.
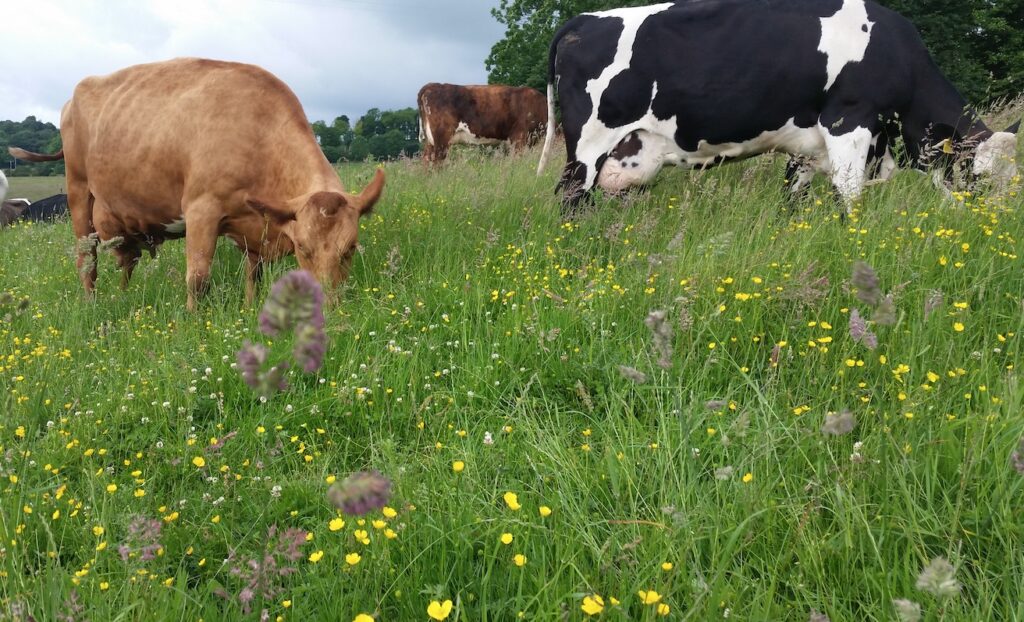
[418,83,547,163]
[21,194,70,223]
[536,0,1018,210]
[1,199,31,227]
[0,192,68,227]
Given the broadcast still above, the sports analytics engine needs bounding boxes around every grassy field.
[0,145,1022,621]
[4,175,66,202]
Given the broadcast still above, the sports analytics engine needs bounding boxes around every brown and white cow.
[417,83,546,163]
[10,58,384,310]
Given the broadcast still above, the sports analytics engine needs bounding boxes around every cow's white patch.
[0,169,7,204]
[599,118,829,193]
[820,124,873,203]
[420,105,434,145]
[450,121,503,147]
[973,131,1017,185]
[164,218,186,234]
[575,3,675,189]
[818,0,874,90]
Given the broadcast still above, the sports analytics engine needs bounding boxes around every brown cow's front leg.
[184,204,221,311]
[244,253,263,306]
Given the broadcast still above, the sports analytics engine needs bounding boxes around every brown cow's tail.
[536,82,557,175]
[8,147,65,162]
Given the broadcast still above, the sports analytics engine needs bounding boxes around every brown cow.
[417,83,546,163]
[9,57,384,310]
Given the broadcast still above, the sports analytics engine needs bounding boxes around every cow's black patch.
[547,0,997,206]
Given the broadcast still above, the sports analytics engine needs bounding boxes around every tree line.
[3,107,423,177]
[486,0,1024,105]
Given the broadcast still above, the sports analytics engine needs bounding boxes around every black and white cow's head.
[596,131,671,193]
[972,122,1018,187]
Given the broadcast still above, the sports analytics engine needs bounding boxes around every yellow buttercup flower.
[539,506,552,517]
[500,533,513,545]
[638,590,662,604]
[581,594,604,615]
[308,550,324,563]
[503,491,522,511]
[345,552,361,566]
[353,615,374,622]
[427,599,453,620]
[513,553,526,567]
[452,461,465,473]
[192,456,206,468]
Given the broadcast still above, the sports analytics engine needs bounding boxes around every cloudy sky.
[1,0,505,126]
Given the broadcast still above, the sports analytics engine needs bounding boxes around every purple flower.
[219,525,308,615]
[848,308,878,349]
[236,341,290,397]
[293,322,327,373]
[119,516,163,563]
[851,261,881,306]
[259,270,325,337]
[327,470,392,515]
[1011,437,1024,475]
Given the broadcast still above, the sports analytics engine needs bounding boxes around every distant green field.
[0,145,1022,621]
[5,175,65,202]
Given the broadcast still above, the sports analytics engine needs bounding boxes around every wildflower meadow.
[0,141,1022,621]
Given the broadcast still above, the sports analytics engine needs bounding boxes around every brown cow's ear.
[246,198,296,223]
[354,168,385,216]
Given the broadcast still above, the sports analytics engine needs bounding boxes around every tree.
[0,116,64,177]
[342,107,421,161]
[486,0,1024,103]
[485,0,651,90]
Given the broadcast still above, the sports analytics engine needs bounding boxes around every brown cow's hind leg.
[183,201,222,311]
[67,178,97,296]
[115,244,142,290]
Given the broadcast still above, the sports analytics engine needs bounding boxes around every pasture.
[0,146,1022,621]
[4,176,66,202]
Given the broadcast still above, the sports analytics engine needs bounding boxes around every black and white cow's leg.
[556,160,595,218]
[783,156,817,204]
[821,126,873,214]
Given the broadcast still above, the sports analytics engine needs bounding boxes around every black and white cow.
[536,0,1019,209]
[0,169,7,204]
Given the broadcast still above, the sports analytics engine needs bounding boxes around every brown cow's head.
[247,169,385,292]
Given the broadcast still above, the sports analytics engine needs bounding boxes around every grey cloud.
[1,0,505,125]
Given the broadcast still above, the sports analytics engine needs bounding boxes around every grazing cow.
[418,83,547,163]
[20,194,69,223]
[1,199,31,227]
[536,0,1018,210]
[9,58,385,309]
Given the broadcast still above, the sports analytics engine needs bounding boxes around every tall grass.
[0,144,1021,621]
